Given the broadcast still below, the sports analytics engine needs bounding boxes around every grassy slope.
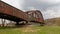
[45,17,60,26]
[0,17,60,34]
[0,25,60,34]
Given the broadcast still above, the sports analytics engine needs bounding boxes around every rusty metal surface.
[0,1,27,21]
[25,10,44,23]
[0,1,44,23]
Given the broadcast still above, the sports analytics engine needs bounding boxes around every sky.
[1,0,60,19]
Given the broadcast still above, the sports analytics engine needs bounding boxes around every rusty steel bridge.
[0,1,45,26]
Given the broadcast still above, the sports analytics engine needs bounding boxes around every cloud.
[1,0,60,19]
[27,7,39,10]
[43,5,60,19]
[36,0,60,4]
[20,0,60,19]
[2,0,24,10]
[22,0,60,11]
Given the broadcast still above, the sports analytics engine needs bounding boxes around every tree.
[1,19,5,27]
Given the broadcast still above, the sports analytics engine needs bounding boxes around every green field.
[0,25,60,34]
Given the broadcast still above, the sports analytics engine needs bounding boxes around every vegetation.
[0,17,60,34]
[0,25,60,34]
[45,17,60,26]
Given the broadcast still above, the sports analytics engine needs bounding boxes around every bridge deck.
[0,1,28,22]
[0,1,45,25]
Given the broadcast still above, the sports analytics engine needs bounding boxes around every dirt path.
[22,25,35,32]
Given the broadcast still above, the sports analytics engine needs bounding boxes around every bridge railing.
[0,1,28,21]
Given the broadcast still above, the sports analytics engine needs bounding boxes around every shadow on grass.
[0,25,28,29]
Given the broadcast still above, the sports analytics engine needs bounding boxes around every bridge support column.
[25,21,28,24]
[16,22,20,25]
[1,19,5,27]
[40,22,45,26]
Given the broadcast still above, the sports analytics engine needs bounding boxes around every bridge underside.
[0,13,44,26]
[0,13,26,22]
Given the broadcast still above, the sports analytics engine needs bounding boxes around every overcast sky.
[1,0,60,19]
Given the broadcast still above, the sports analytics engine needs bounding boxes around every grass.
[0,25,60,34]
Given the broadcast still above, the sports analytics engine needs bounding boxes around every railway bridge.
[0,1,45,26]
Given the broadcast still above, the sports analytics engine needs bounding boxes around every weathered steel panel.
[0,1,27,21]
[0,1,44,24]
[25,10,44,23]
